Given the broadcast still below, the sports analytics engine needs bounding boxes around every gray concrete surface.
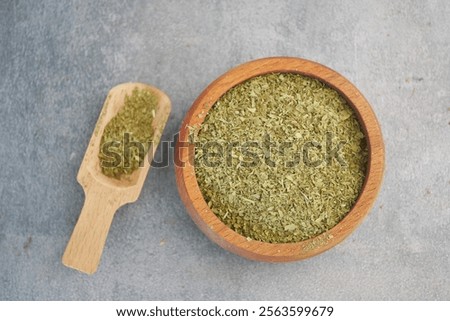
[0,0,449,300]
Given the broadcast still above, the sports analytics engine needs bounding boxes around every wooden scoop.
[62,83,171,274]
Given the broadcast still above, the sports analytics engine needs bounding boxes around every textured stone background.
[0,0,449,300]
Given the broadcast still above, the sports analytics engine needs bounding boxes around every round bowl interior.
[175,57,384,262]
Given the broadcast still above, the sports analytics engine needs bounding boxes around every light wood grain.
[175,57,384,262]
[62,83,171,274]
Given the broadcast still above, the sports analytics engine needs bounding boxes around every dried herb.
[194,73,368,243]
[99,88,157,179]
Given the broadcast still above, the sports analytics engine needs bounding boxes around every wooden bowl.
[175,57,384,261]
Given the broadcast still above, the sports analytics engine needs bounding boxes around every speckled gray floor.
[1,0,449,300]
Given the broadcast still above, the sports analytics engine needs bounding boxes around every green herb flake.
[194,73,368,243]
[99,88,157,179]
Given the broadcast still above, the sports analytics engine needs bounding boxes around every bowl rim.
[175,56,385,261]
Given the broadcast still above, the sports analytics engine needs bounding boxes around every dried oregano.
[99,88,157,179]
[194,73,368,243]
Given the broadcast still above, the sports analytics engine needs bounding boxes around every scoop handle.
[62,184,121,274]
